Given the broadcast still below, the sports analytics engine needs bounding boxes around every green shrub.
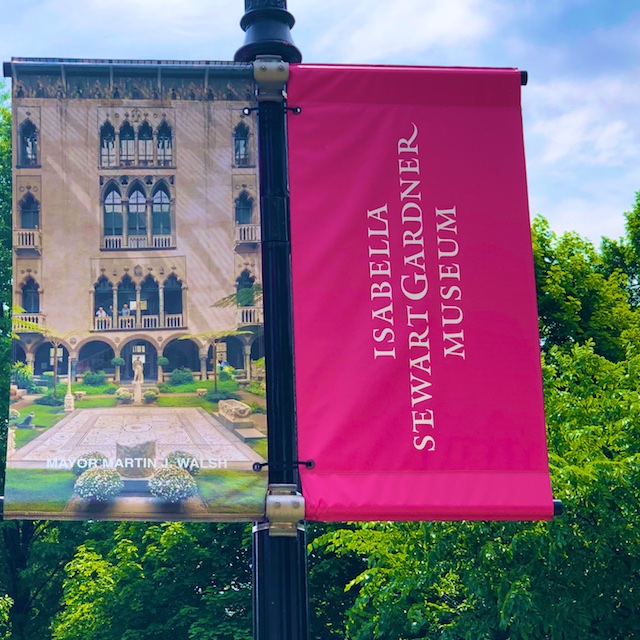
[148,466,198,502]
[11,362,38,392]
[143,389,159,404]
[34,393,64,406]
[165,450,201,476]
[104,386,117,394]
[42,371,54,388]
[248,401,266,414]
[157,356,169,367]
[115,388,133,403]
[219,367,235,382]
[82,370,107,386]
[246,380,266,397]
[206,390,241,403]
[71,452,109,477]
[74,467,124,501]
[168,367,194,386]
[111,356,125,367]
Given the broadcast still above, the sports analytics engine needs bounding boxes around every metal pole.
[235,3,307,640]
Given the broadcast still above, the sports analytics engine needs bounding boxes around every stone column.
[199,348,208,381]
[122,197,129,248]
[158,285,165,327]
[89,288,95,329]
[146,198,153,247]
[70,357,77,382]
[25,352,35,373]
[244,344,252,381]
[152,132,158,166]
[112,287,118,328]
[115,132,121,166]
[135,285,141,328]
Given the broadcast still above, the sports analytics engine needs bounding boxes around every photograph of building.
[4,58,269,521]
[8,57,264,383]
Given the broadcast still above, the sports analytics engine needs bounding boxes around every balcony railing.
[14,229,42,252]
[14,313,45,332]
[237,306,263,325]
[93,313,185,331]
[234,224,261,244]
[103,236,174,250]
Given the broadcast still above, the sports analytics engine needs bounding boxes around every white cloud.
[526,76,640,167]
[291,0,507,63]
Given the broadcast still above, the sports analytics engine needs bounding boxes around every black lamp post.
[235,3,307,640]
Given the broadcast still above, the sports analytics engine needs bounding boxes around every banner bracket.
[252,460,314,472]
[265,483,305,537]
[253,56,289,102]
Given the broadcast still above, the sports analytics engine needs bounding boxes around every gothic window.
[234,123,250,166]
[127,187,147,238]
[21,277,40,313]
[100,121,116,167]
[103,184,123,237]
[152,184,171,237]
[119,121,135,166]
[140,274,159,316]
[94,276,113,313]
[236,268,256,307]
[235,191,253,225]
[117,274,135,314]
[19,119,38,167]
[163,274,183,314]
[138,121,153,166]
[157,121,172,166]
[19,192,40,229]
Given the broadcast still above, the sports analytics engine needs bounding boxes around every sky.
[0,0,638,245]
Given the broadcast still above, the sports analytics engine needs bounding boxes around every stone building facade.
[6,58,264,382]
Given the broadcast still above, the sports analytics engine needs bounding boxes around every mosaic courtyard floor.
[9,406,264,471]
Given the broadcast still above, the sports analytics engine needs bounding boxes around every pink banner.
[287,64,554,521]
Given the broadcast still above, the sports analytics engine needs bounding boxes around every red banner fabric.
[287,64,554,521]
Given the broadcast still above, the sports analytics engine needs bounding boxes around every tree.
[179,329,251,392]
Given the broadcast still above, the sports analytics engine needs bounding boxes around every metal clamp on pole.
[253,56,289,102]
[265,484,305,537]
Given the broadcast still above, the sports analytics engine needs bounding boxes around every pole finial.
[234,0,302,63]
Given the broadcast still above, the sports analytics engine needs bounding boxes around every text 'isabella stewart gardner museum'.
[7,58,265,383]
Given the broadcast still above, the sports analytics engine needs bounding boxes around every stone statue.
[133,357,144,383]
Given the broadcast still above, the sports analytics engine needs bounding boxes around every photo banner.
[287,64,554,521]
[5,59,268,521]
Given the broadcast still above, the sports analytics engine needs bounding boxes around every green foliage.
[0,594,12,640]
[165,451,201,476]
[143,389,158,404]
[156,356,169,367]
[34,393,64,406]
[205,390,241,403]
[247,400,266,414]
[82,370,107,386]
[148,467,198,502]
[110,357,125,367]
[245,380,266,397]
[168,366,194,386]
[11,362,38,392]
[71,453,108,477]
[115,388,133,403]
[41,371,55,388]
[74,468,124,502]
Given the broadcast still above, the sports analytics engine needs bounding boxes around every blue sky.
[1,0,638,245]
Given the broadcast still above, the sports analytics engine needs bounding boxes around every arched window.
[94,276,113,314]
[100,121,116,167]
[234,123,250,166]
[152,184,171,239]
[21,277,40,313]
[119,121,135,166]
[19,192,40,229]
[19,119,38,166]
[117,275,135,315]
[138,121,153,166]
[103,185,123,238]
[163,274,183,315]
[128,187,147,243]
[157,121,172,166]
[140,274,159,317]
[235,191,253,225]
